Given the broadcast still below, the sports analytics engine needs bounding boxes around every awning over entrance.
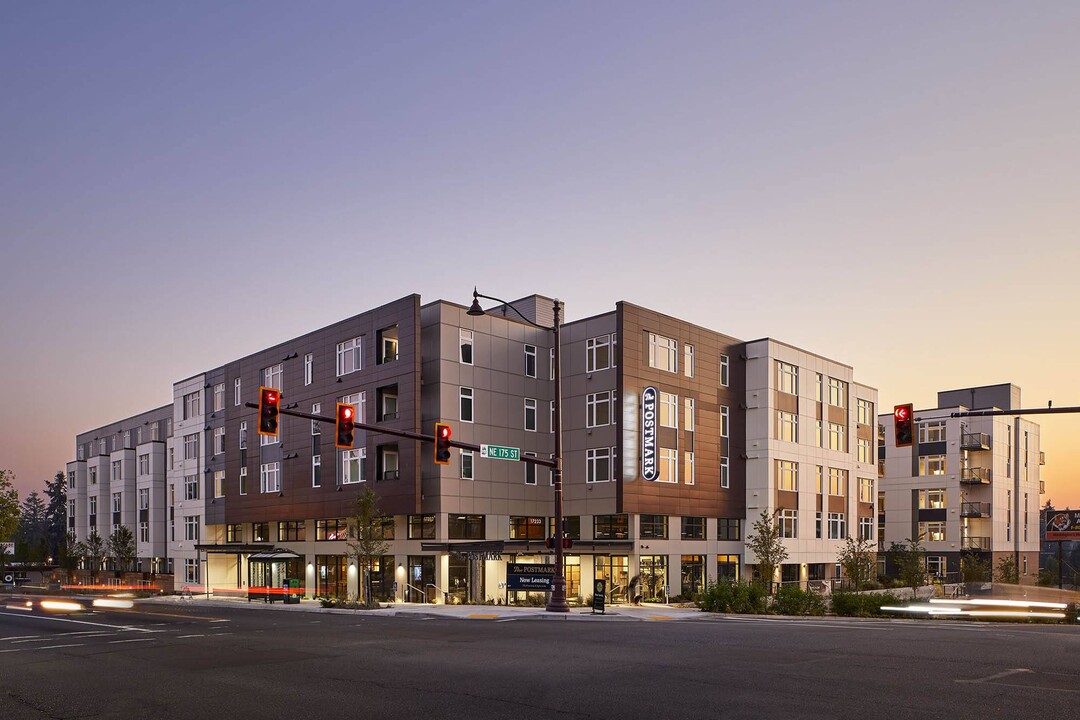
[420,540,635,554]
[195,543,273,554]
[248,550,302,561]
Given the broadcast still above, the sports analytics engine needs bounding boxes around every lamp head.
[466,289,486,317]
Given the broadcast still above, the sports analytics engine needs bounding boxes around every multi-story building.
[878,383,1043,582]
[67,292,876,600]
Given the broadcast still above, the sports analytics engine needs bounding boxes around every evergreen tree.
[16,491,48,562]
[43,471,67,560]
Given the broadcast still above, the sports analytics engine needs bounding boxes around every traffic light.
[434,422,452,465]
[545,537,555,549]
[335,403,355,449]
[562,536,573,549]
[258,386,280,437]
[893,403,914,447]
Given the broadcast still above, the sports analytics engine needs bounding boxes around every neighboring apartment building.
[67,292,876,599]
[878,384,1043,582]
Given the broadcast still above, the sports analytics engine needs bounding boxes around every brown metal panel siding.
[828,404,847,425]
[774,391,798,414]
[856,424,873,441]
[222,295,422,524]
[858,502,874,519]
[776,490,798,510]
[828,495,846,513]
[616,302,744,519]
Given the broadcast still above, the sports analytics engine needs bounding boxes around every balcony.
[961,432,991,451]
[960,501,991,518]
[960,467,991,485]
[1040,480,1046,494]
[961,536,991,552]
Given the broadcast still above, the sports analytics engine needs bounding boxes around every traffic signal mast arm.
[243,403,558,468]
[949,405,1080,419]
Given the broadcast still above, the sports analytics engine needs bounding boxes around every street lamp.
[467,288,569,613]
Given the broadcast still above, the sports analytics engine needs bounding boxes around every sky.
[3,1,1080,506]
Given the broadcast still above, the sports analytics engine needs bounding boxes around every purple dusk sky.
[2,2,1079,505]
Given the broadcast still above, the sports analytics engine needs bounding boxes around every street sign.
[480,444,520,461]
[592,579,606,614]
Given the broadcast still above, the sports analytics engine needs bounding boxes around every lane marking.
[0,648,25,654]
[108,638,155,644]
[12,638,62,644]
[109,608,230,622]
[0,635,41,641]
[959,668,1032,684]
[37,644,84,650]
[0,610,155,633]
[177,634,205,639]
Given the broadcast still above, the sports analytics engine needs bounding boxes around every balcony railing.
[1040,451,1046,465]
[961,432,991,451]
[960,467,991,484]
[961,536,991,552]
[960,501,991,518]
[1040,480,1046,494]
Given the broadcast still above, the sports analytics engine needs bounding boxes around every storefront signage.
[592,579,606,614]
[452,551,503,561]
[641,386,658,481]
[505,563,556,591]
[1046,510,1080,540]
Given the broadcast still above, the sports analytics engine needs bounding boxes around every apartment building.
[878,384,1043,582]
[67,291,876,600]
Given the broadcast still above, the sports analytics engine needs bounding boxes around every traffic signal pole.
[243,403,558,468]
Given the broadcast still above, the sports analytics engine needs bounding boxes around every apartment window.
[342,449,365,484]
[684,344,695,378]
[378,385,399,421]
[586,448,613,483]
[139,521,149,543]
[304,353,313,385]
[340,392,366,425]
[234,378,241,406]
[374,517,395,540]
[685,398,695,432]
[777,411,798,443]
[459,387,474,422]
[89,496,97,527]
[184,474,198,501]
[857,399,874,425]
[720,456,730,488]
[183,433,198,460]
[524,398,537,431]
[226,524,243,543]
[137,428,143,445]
[640,514,669,539]
[239,422,247,450]
[213,471,225,499]
[717,518,741,541]
[828,513,846,540]
[828,468,847,496]
[681,516,705,540]
[684,451,695,485]
[459,329,473,365]
[720,405,730,438]
[209,383,223,412]
[510,516,546,540]
[918,489,946,509]
[858,477,873,503]
[919,521,946,542]
[858,516,873,541]
[776,361,798,395]
[90,466,97,485]
[659,392,678,429]
[779,509,797,539]
[278,521,306,542]
[407,514,436,540]
[67,471,75,489]
[78,445,85,461]
[460,450,474,480]
[213,427,225,455]
[524,344,537,378]
[857,437,872,463]
[524,452,537,485]
[109,460,120,481]
[184,559,199,584]
[448,514,485,540]
[777,460,798,491]
[112,492,121,514]
[99,439,106,455]
[377,325,399,364]
[918,421,946,443]
[658,448,677,483]
[260,462,281,493]
[239,467,247,495]
[184,515,200,542]
[647,332,678,373]
[138,488,149,511]
[378,445,399,481]
[123,431,131,448]
[586,335,612,372]
[828,378,847,407]
[586,391,612,428]
[719,354,729,387]
[336,337,362,376]
[182,391,200,419]
[918,455,946,476]
[926,556,946,578]
[138,454,149,476]
[312,455,321,487]
[594,514,629,540]
[828,422,846,452]
[1006,489,1012,540]
[1024,493,1029,542]
[252,522,270,542]
[317,519,348,541]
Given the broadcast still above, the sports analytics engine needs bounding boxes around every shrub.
[697,580,767,614]
[774,585,827,616]
[831,591,902,617]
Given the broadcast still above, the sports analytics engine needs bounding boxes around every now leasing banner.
[505,563,556,591]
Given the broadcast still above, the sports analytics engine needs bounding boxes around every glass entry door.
[407,555,435,603]
[594,555,629,603]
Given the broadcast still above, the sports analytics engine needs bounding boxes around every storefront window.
[680,555,705,595]
[639,555,668,601]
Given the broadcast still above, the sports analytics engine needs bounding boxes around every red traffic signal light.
[258,387,280,437]
[545,536,555,549]
[335,403,356,449]
[894,403,914,447]
[434,422,452,465]
[562,536,573,549]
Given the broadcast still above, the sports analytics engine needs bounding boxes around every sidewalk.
[138,594,703,621]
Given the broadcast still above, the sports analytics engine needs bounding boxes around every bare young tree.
[745,509,788,594]
[345,486,390,608]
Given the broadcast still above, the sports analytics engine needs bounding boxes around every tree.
[745,509,788,594]
[345,486,390,607]
[43,471,67,561]
[887,538,927,596]
[61,532,82,583]
[84,530,105,582]
[960,551,990,583]
[107,526,136,573]
[995,555,1019,584]
[837,536,875,591]
[16,491,47,562]
[0,469,19,544]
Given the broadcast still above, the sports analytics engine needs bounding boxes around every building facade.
[68,291,876,600]
[878,384,1044,582]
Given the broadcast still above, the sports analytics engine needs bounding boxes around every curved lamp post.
[467,288,569,613]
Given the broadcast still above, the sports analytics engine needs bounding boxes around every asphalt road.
[2,600,1079,720]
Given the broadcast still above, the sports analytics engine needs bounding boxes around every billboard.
[1045,510,1080,541]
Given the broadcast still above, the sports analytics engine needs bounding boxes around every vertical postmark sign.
[641,386,658,481]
